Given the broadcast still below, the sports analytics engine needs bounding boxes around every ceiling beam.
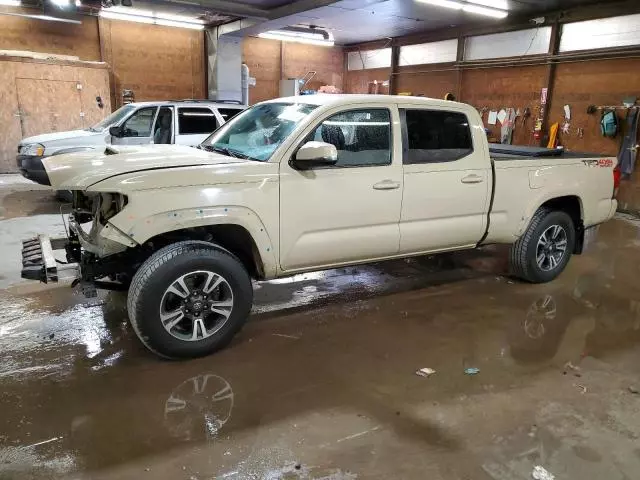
[190,0,340,20]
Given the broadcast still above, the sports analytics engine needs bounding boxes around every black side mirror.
[109,126,124,138]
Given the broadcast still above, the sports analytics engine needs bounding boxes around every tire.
[509,208,575,283]
[127,241,253,359]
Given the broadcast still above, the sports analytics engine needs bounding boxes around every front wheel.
[127,241,253,359]
[509,208,576,283]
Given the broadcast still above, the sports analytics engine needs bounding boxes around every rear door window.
[402,109,473,164]
[218,108,243,123]
[178,107,219,135]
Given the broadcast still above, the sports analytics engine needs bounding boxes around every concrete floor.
[1,177,640,480]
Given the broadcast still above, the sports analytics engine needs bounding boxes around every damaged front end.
[21,191,139,295]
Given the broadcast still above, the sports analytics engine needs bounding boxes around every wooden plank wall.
[461,65,547,146]
[242,36,344,104]
[344,67,391,94]
[100,19,205,107]
[0,12,101,61]
[0,58,111,172]
[395,66,457,99]
[243,37,282,105]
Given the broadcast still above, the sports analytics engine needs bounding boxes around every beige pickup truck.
[20,95,619,359]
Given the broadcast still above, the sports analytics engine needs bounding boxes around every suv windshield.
[200,102,318,162]
[88,104,136,132]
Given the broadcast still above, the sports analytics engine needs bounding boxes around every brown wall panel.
[242,37,344,104]
[344,68,391,94]
[548,59,640,156]
[460,65,547,146]
[103,19,205,106]
[282,43,344,91]
[0,58,110,172]
[548,59,640,212]
[0,12,100,61]
[243,36,281,105]
[395,67,458,99]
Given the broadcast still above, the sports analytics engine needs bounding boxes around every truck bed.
[489,144,604,161]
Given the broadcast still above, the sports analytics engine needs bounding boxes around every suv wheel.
[509,208,575,283]
[127,241,253,359]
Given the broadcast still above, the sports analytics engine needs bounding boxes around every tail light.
[613,167,621,198]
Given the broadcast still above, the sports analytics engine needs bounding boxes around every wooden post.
[389,45,400,95]
[539,20,560,147]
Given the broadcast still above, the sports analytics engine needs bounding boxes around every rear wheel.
[127,241,253,359]
[509,208,575,283]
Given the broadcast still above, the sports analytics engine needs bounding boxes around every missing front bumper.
[21,235,79,283]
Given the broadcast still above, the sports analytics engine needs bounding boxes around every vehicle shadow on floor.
[1,189,67,219]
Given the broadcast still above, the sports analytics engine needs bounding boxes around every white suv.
[17,100,245,186]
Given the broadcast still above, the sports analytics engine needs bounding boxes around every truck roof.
[264,94,467,110]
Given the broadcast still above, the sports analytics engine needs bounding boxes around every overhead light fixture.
[258,29,334,47]
[467,0,508,9]
[417,0,508,18]
[462,3,508,18]
[0,11,81,22]
[50,0,72,7]
[0,0,21,6]
[99,6,205,29]
[420,0,462,9]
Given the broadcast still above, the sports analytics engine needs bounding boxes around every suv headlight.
[21,144,45,156]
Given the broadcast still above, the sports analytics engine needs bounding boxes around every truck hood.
[20,129,103,145]
[43,144,246,189]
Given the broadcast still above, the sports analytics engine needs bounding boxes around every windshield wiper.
[209,145,252,159]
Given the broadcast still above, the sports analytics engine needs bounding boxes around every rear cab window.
[401,109,473,164]
[178,107,219,135]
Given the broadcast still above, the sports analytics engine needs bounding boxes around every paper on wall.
[564,104,571,120]
[488,111,498,125]
[497,109,507,125]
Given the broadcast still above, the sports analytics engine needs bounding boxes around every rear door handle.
[373,180,400,190]
[461,174,484,184]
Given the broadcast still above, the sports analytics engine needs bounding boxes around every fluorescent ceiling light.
[417,0,508,18]
[463,3,508,18]
[50,0,72,6]
[99,8,204,29]
[467,0,508,9]
[420,0,462,9]
[0,11,81,22]
[105,6,204,24]
[259,30,334,47]
[0,0,21,6]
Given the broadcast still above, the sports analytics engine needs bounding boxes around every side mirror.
[291,141,338,170]
[109,126,124,138]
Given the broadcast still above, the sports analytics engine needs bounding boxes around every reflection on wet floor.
[1,218,640,479]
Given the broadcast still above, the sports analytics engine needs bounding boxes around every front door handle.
[461,174,484,184]
[373,180,400,190]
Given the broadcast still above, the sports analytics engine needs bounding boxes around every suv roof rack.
[168,99,244,105]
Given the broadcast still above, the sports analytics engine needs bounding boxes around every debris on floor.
[464,367,480,375]
[415,367,436,377]
[563,361,582,377]
[629,386,639,394]
[532,465,555,480]
[574,383,587,394]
